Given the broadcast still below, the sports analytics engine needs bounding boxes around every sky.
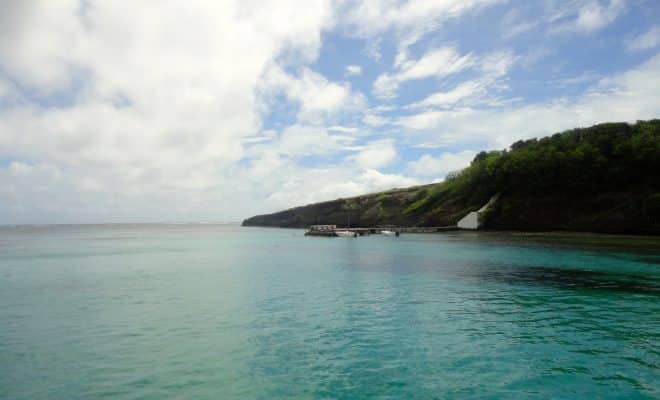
[1,0,659,224]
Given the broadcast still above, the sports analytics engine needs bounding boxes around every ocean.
[1,224,658,399]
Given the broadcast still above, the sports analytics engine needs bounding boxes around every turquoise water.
[0,224,658,399]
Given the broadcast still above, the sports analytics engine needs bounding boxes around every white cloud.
[407,151,477,177]
[357,169,419,190]
[504,20,539,39]
[399,47,474,78]
[408,80,483,108]
[341,0,503,37]
[362,113,390,127]
[243,124,359,160]
[551,71,602,87]
[396,53,660,148]
[344,0,503,76]
[242,130,276,144]
[0,0,340,223]
[373,46,474,98]
[261,66,365,123]
[298,168,418,204]
[243,160,418,214]
[412,142,450,149]
[407,50,516,109]
[345,65,363,76]
[575,0,625,32]
[363,38,382,61]
[627,26,660,52]
[481,50,516,77]
[328,125,359,133]
[348,140,397,169]
[396,109,460,130]
[501,9,539,39]
[0,78,10,98]
[552,0,626,34]
[276,124,356,156]
[0,1,83,92]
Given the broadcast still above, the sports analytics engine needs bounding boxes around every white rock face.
[457,194,499,230]
[457,211,480,230]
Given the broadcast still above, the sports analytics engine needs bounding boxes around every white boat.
[335,230,357,237]
[381,230,399,236]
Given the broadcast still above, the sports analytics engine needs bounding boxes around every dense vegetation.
[448,120,660,204]
[243,120,660,234]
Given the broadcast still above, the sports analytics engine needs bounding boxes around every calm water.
[1,224,658,399]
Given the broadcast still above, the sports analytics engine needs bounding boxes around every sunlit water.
[1,224,658,399]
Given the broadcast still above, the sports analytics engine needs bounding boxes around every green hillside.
[242,120,660,234]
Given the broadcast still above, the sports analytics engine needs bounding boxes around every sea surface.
[0,224,658,399]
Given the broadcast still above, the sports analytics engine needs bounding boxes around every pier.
[304,225,459,237]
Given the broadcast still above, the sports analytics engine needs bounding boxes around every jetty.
[304,225,459,237]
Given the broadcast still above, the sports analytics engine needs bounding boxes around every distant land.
[242,120,660,234]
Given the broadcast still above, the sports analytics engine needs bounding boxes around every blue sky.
[0,0,659,223]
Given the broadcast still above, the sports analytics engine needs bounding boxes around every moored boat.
[381,230,399,237]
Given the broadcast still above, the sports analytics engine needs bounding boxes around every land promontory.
[242,120,660,234]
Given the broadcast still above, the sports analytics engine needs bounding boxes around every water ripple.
[1,226,658,399]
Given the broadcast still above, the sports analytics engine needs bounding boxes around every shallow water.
[1,224,658,399]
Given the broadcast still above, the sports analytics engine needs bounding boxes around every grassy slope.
[242,120,660,234]
[241,180,487,229]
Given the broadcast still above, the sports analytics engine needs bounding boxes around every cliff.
[242,120,660,234]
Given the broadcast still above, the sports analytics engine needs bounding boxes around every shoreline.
[242,224,660,237]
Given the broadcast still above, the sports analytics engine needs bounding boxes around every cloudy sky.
[1,0,659,224]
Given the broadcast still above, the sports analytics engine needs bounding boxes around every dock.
[304,225,459,236]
